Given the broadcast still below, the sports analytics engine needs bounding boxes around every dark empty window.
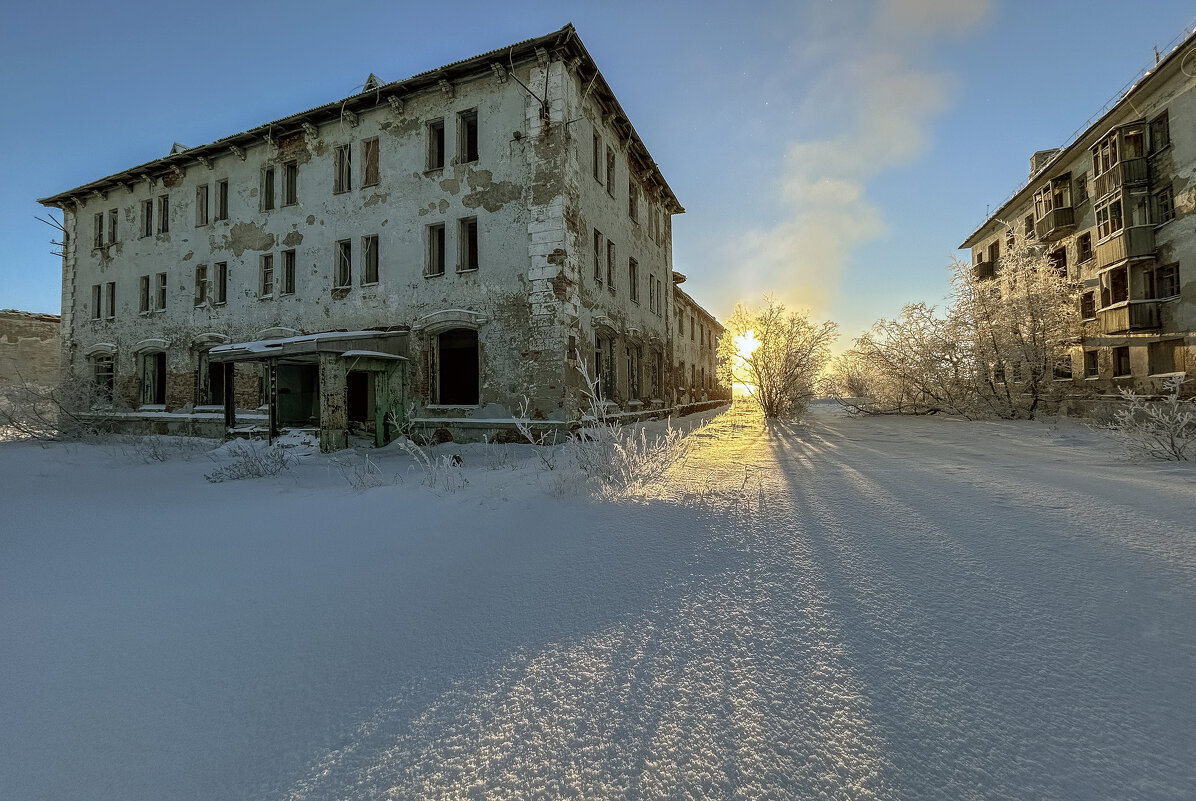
[1084,350,1099,378]
[335,240,352,288]
[157,195,169,233]
[141,351,166,405]
[459,218,478,271]
[362,138,379,187]
[281,249,296,295]
[1113,346,1131,377]
[283,161,298,205]
[196,184,209,225]
[458,109,478,163]
[334,146,351,193]
[262,166,276,210]
[426,223,445,276]
[437,328,479,405]
[362,235,378,284]
[216,180,229,220]
[427,119,445,170]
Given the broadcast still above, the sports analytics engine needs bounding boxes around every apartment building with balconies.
[961,29,1196,393]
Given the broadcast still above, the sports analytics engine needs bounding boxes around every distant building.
[0,310,60,391]
[38,25,724,449]
[961,27,1195,392]
[672,278,724,405]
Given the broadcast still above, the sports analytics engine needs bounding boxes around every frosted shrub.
[204,441,295,482]
[569,354,689,497]
[398,439,467,493]
[126,434,209,463]
[1105,376,1195,461]
[334,452,392,490]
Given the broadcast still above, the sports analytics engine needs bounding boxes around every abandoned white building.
[961,27,1195,393]
[38,25,726,450]
[671,279,723,405]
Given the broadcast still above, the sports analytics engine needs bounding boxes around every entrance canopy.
[209,330,408,365]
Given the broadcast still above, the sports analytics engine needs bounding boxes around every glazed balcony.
[1092,157,1149,200]
[1034,206,1075,242]
[1095,225,1154,270]
[1098,301,1160,334]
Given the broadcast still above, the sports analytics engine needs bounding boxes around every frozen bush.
[1104,376,1195,461]
[333,452,393,490]
[398,439,467,493]
[204,441,296,483]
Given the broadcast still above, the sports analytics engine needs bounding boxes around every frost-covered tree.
[717,296,837,418]
[952,228,1082,419]
[828,228,1081,420]
[826,303,974,416]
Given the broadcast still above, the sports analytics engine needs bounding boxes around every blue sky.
[3,0,1195,346]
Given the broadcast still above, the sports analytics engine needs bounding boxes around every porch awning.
[209,330,408,364]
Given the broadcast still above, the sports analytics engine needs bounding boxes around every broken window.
[628,179,638,222]
[334,146,351,193]
[678,309,684,334]
[283,160,298,205]
[108,208,118,244]
[195,264,208,306]
[91,284,102,319]
[458,218,478,271]
[281,249,296,295]
[105,282,115,319]
[1023,214,1034,239]
[605,146,616,196]
[593,229,602,283]
[1149,338,1185,375]
[1080,291,1096,320]
[362,235,379,284]
[435,328,479,405]
[628,257,639,302]
[1074,172,1088,204]
[649,273,655,314]
[1100,267,1128,307]
[1095,196,1122,239]
[606,240,615,288]
[362,139,379,187]
[427,119,445,170]
[141,199,153,238]
[1154,185,1174,225]
[215,262,228,304]
[1150,111,1170,153]
[139,275,150,312]
[1157,262,1180,298]
[690,317,695,341]
[92,354,114,403]
[627,345,641,400]
[1049,248,1067,278]
[216,179,229,220]
[1084,349,1099,378]
[593,131,602,183]
[1112,345,1131,377]
[262,165,276,210]
[198,349,226,406]
[260,254,274,297]
[426,223,445,276]
[157,194,169,233]
[140,350,166,406]
[458,109,478,163]
[196,184,210,225]
[93,213,104,248]
[1077,232,1093,263]
[155,272,167,310]
[335,240,352,288]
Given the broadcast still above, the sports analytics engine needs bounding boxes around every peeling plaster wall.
[62,63,559,419]
[58,48,719,433]
[672,290,723,404]
[967,60,1196,394]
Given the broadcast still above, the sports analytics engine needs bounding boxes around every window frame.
[281,249,296,295]
[335,239,352,288]
[458,217,479,272]
[215,179,229,221]
[361,138,380,187]
[426,119,445,171]
[141,199,153,238]
[155,271,167,310]
[334,145,352,194]
[426,223,446,277]
[259,253,274,298]
[214,261,228,305]
[362,235,379,285]
[283,160,299,206]
[196,184,210,226]
[457,109,479,164]
[156,194,169,234]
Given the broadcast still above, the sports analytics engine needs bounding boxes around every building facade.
[672,280,724,406]
[39,25,725,449]
[0,310,60,391]
[961,29,1196,394]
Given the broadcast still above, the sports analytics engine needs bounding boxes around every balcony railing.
[1034,206,1075,241]
[1098,301,1160,334]
[1095,225,1154,269]
[973,260,996,281]
[1092,157,1149,199]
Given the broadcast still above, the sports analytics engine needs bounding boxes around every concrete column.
[318,353,347,452]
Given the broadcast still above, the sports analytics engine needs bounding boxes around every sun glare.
[732,330,760,397]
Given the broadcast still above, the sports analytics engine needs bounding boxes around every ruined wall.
[0,311,60,389]
[61,62,552,418]
[563,69,676,411]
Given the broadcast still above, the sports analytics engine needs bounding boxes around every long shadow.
[764,412,1196,800]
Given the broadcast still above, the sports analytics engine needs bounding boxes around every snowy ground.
[2,402,1194,800]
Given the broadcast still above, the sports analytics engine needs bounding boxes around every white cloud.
[724,0,989,317]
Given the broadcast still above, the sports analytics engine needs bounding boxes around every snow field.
[1,402,1193,799]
